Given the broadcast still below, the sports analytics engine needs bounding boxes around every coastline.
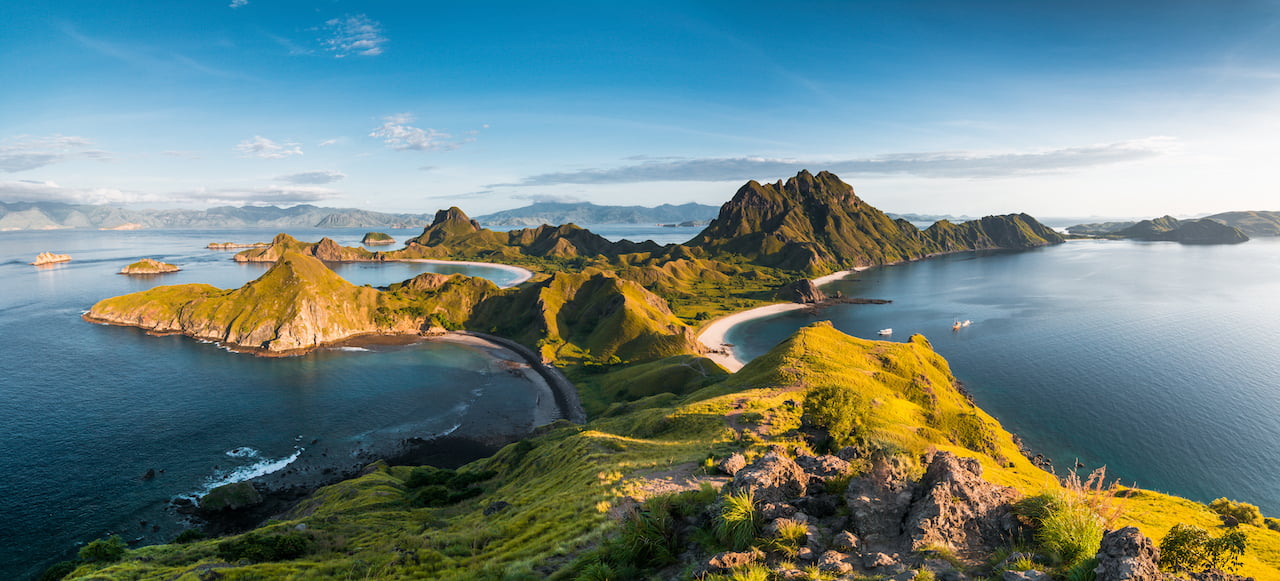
[394,258,534,287]
[697,267,871,372]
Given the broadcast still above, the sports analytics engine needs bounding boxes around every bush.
[715,490,761,551]
[215,532,310,563]
[1013,491,1103,567]
[1159,524,1247,574]
[1265,517,1280,532]
[36,561,79,581]
[404,466,496,507]
[78,535,127,563]
[173,528,206,544]
[803,384,870,447]
[1208,498,1263,526]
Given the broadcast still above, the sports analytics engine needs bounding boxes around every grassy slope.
[68,323,1280,580]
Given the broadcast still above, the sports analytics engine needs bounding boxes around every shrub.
[716,490,761,551]
[1208,498,1263,527]
[764,519,809,557]
[216,532,310,563]
[1266,517,1280,532]
[173,528,206,544]
[1013,490,1103,567]
[78,535,126,563]
[1064,557,1099,581]
[36,560,79,581]
[1159,524,1247,574]
[803,384,870,447]
[615,499,678,566]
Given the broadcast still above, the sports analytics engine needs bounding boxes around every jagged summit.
[690,170,1062,274]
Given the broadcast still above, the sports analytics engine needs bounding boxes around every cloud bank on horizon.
[3,1,1279,216]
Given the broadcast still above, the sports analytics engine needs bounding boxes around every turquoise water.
[728,239,1280,514]
[0,228,549,579]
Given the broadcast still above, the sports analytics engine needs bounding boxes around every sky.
[3,0,1280,218]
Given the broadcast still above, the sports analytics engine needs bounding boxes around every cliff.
[119,258,180,275]
[234,233,378,263]
[688,170,1063,274]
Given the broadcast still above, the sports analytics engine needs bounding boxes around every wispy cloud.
[370,114,467,151]
[234,136,303,159]
[276,170,346,184]
[0,180,156,204]
[317,138,342,147]
[494,138,1178,187]
[0,135,111,173]
[174,185,340,205]
[60,23,235,78]
[321,14,387,58]
[229,0,248,7]
[516,193,584,204]
[160,150,201,159]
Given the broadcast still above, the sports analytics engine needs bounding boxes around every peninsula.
[64,171,1280,581]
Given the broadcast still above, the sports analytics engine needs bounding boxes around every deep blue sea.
[0,227,552,580]
[728,239,1280,515]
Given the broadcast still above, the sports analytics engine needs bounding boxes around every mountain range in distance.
[1067,210,1280,241]
[0,202,436,231]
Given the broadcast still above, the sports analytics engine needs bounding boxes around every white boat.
[962,320,972,327]
[878,328,892,335]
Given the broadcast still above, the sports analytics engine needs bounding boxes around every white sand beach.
[396,259,534,287]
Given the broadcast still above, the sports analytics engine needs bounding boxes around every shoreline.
[393,258,534,287]
[697,267,871,372]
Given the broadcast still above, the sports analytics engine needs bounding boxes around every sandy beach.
[395,258,534,287]
[697,267,873,371]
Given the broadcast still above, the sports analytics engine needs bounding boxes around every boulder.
[863,551,901,570]
[760,502,798,520]
[706,550,761,572]
[833,530,860,552]
[199,482,262,512]
[903,451,1021,556]
[1185,570,1255,581]
[817,550,854,574]
[1094,527,1161,581]
[718,452,748,476]
[728,451,808,504]
[795,454,854,486]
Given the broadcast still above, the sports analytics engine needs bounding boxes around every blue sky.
[3,1,1280,217]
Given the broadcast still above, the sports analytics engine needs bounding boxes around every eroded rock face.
[795,454,853,486]
[904,451,1021,556]
[788,279,827,304]
[1094,527,1161,581]
[718,452,747,476]
[728,451,808,504]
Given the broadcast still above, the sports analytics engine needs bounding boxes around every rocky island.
[361,231,396,245]
[207,241,269,250]
[1069,215,1251,244]
[118,258,180,275]
[30,252,71,266]
[62,171,1279,581]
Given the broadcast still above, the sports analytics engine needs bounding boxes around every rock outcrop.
[786,279,827,304]
[727,451,809,503]
[1094,527,1161,581]
[31,252,71,266]
[120,258,180,275]
[903,452,1021,556]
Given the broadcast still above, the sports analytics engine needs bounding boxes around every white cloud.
[495,138,1180,186]
[229,0,248,7]
[0,180,159,204]
[275,170,346,184]
[0,135,111,173]
[317,138,342,147]
[234,136,303,159]
[369,114,463,151]
[321,14,387,58]
[175,185,340,205]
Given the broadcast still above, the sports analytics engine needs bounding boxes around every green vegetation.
[1160,524,1248,574]
[216,531,311,563]
[78,536,127,563]
[716,490,761,551]
[1210,497,1264,526]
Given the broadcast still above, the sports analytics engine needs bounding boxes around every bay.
[0,228,549,580]
[728,239,1280,515]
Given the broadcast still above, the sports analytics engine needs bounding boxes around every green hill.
[391,207,664,261]
[234,233,377,262]
[1117,215,1249,244]
[1206,210,1280,237]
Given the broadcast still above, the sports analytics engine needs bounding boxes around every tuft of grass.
[716,490,761,551]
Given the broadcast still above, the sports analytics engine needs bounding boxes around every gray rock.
[833,530,860,552]
[817,550,854,574]
[1094,527,1161,581]
[797,547,817,561]
[795,454,853,485]
[904,451,1021,555]
[718,453,748,476]
[728,451,808,504]
[864,551,900,569]
[706,550,761,573]
[1002,571,1050,581]
[788,279,827,304]
[760,502,797,520]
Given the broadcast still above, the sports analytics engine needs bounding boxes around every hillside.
[0,201,433,230]
[1116,216,1249,244]
[688,170,1063,274]
[475,201,719,227]
[390,207,665,261]
[60,323,1280,580]
[1206,210,1280,237]
[233,233,378,262]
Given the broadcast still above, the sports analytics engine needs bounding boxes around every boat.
[962,320,972,327]
[952,321,962,330]
[878,328,892,335]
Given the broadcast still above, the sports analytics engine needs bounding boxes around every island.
[1068,215,1250,244]
[30,252,71,266]
[207,242,269,250]
[118,258,180,275]
[361,232,396,245]
[63,171,1278,581]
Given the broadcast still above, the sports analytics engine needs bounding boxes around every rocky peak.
[432,206,482,232]
[786,279,827,304]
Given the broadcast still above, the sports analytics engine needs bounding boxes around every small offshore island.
[31,251,71,266]
[62,172,1279,581]
[119,258,180,275]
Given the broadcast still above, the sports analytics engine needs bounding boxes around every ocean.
[726,238,1280,515]
[0,228,551,579]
